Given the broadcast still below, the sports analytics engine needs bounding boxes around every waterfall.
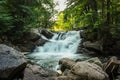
[27,31,85,70]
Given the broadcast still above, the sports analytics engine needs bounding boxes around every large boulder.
[28,64,49,77]
[17,32,48,52]
[23,64,48,80]
[23,67,48,80]
[35,38,48,46]
[57,58,109,80]
[59,58,76,72]
[85,57,103,68]
[24,32,40,42]
[18,41,35,52]
[82,41,103,52]
[39,29,54,39]
[71,62,109,80]
[23,64,57,80]
[0,44,27,80]
[19,38,48,52]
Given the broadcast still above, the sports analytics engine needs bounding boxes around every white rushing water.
[28,31,88,70]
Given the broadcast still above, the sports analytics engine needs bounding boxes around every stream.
[27,31,91,70]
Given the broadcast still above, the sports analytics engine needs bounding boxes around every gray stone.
[35,38,48,46]
[39,28,53,39]
[0,44,27,80]
[28,64,49,77]
[85,57,103,68]
[16,32,41,52]
[23,68,48,80]
[24,32,40,42]
[51,76,78,80]
[59,58,76,72]
[57,58,110,80]
[83,41,103,51]
[71,62,109,80]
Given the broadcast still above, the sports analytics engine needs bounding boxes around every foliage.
[60,0,120,41]
[0,0,120,44]
[52,12,73,31]
[0,0,55,41]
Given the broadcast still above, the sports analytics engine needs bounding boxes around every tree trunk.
[91,0,98,23]
[101,0,105,18]
[106,0,110,25]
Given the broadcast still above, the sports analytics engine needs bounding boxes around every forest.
[0,0,120,80]
[54,0,120,43]
[0,0,120,51]
[0,0,55,41]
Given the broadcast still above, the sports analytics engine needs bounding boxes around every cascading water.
[27,31,88,70]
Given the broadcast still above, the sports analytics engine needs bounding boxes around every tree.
[0,0,55,41]
[62,0,120,41]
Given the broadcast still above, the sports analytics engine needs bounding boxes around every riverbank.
[0,29,120,80]
[54,57,120,80]
[79,30,120,55]
[0,28,120,55]
[0,44,119,80]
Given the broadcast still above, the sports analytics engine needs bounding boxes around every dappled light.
[52,26,65,32]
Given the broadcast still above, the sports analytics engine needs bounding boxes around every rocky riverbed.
[0,44,120,80]
[0,29,120,80]
[0,44,57,80]
[54,57,120,80]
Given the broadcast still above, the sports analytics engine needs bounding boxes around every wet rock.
[19,41,35,52]
[62,69,71,76]
[17,32,48,52]
[59,58,76,72]
[56,31,66,40]
[85,57,103,68]
[28,64,49,77]
[76,47,96,55]
[15,32,41,52]
[59,76,78,80]
[71,62,109,80]
[39,28,53,39]
[23,67,48,80]
[50,76,69,80]
[20,37,48,52]
[24,32,40,42]
[80,30,87,39]
[58,58,109,80]
[83,41,103,52]
[0,44,27,80]
[23,64,57,80]
[56,70,62,76]
[35,38,48,46]
[50,75,80,80]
